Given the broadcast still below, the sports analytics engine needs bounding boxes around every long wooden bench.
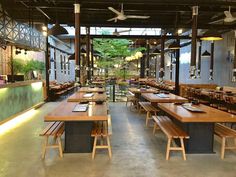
[139,102,159,127]
[39,121,64,159]
[91,115,112,159]
[152,116,189,160]
[214,123,236,159]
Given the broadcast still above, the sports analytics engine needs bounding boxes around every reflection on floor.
[0,102,236,177]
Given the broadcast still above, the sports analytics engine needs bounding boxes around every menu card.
[73,104,88,112]
[83,93,94,98]
[156,93,169,98]
[181,103,205,112]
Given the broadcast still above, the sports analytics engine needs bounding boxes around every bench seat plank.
[214,123,236,159]
[40,122,57,136]
[91,115,112,159]
[152,115,189,160]
[39,121,65,159]
[139,102,159,112]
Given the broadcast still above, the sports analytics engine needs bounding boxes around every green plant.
[93,37,146,78]
[8,58,25,75]
[22,60,45,79]
[115,69,131,80]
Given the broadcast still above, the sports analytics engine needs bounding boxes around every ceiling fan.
[113,28,131,36]
[210,6,236,24]
[107,4,150,22]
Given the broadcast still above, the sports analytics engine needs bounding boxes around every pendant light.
[68,53,75,60]
[190,6,198,79]
[209,41,214,80]
[48,21,68,36]
[152,48,161,54]
[197,41,202,78]
[68,48,86,60]
[81,47,86,54]
[202,50,211,57]
[200,30,223,41]
[168,40,181,50]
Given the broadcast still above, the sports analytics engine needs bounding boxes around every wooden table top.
[92,81,105,84]
[44,101,108,121]
[78,87,105,92]
[158,103,236,123]
[67,92,107,102]
[128,87,158,94]
[142,93,188,103]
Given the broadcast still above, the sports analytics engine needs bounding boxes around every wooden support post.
[209,41,214,80]
[91,39,94,77]
[140,54,145,78]
[159,35,165,82]
[175,39,180,95]
[45,22,50,101]
[170,53,173,80]
[86,27,91,81]
[146,40,150,77]
[74,3,81,83]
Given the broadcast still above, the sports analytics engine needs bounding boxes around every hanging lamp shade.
[152,48,161,54]
[93,50,100,57]
[81,47,86,54]
[68,53,75,60]
[48,22,68,36]
[202,50,211,57]
[168,40,181,50]
[200,30,223,41]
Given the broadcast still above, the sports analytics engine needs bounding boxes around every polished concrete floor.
[0,102,236,177]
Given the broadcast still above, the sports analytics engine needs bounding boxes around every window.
[64,56,66,74]
[54,49,57,80]
[60,54,63,73]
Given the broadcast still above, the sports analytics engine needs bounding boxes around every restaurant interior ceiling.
[1,0,236,32]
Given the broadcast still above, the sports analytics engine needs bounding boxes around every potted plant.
[23,60,45,80]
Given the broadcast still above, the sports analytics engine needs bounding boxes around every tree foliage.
[93,37,145,77]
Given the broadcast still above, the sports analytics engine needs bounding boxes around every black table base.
[160,110,215,154]
[64,121,94,153]
[173,119,215,154]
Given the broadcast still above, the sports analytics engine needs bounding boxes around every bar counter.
[0,80,44,123]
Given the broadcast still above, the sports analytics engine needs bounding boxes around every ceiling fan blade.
[107,17,117,22]
[224,17,236,23]
[108,7,121,15]
[208,19,224,24]
[118,29,131,33]
[126,15,150,19]
[113,33,120,36]
[224,11,233,18]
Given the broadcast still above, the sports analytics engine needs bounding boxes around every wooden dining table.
[45,101,108,153]
[128,87,159,101]
[128,87,158,94]
[158,103,236,154]
[141,93,188,104]
[67,92,107,102]
[78,86,105,93]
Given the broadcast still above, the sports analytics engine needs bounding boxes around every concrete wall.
[161,31,236,87]
[48,37,75,83]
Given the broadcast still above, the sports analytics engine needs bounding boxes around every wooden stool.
[91,115,112,159]
[153,116,189,160]
[214,123,236,159]
[139,102,159,127]
[39,121,64,159]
